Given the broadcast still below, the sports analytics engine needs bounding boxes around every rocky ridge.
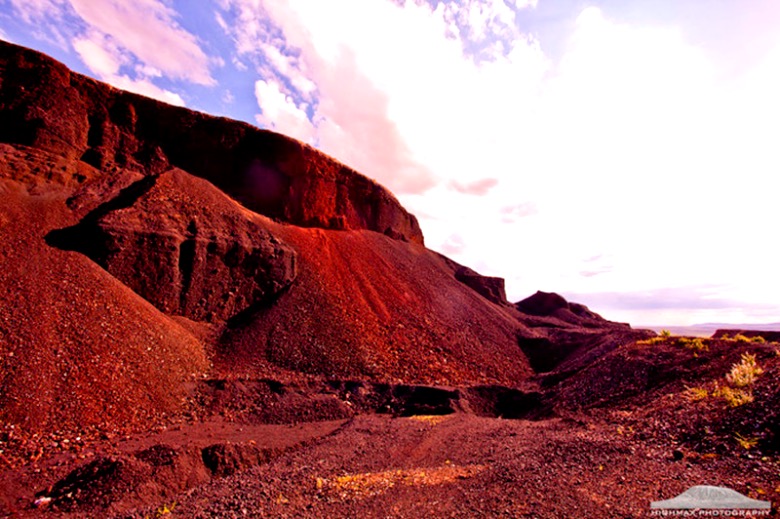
[0,40,423,244]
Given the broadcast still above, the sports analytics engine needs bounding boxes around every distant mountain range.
[642,322,780,337]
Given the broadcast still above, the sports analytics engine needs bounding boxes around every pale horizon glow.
[2,0,779,327]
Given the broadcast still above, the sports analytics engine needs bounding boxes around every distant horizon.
[2,0,779,326]
[636,321,780,334]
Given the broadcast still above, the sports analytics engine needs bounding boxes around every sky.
[2,0,779,327]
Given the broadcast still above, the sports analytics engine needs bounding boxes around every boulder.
[454,266,508,305]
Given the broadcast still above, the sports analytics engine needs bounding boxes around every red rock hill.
[0,40,649,435]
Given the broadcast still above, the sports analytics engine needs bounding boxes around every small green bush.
[710,352,763,408]
[685,386,709,402]
[734,432,758,450]
[637,336,667,346]
[677,337,708,352]
[726,353,764,388]
[714,384,754,407]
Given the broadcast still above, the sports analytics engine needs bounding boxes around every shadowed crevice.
[45,174,159,257]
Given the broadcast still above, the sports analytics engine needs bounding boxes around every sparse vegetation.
[726,353,764,387]
[714,384,755,407]
[637,334,711,354]
[722,333,767,344]
[677,337,708,352]
[637,336,667,346]
[407,415,451,426]
[734,433,759,450]
[146,501,177,518]
[707,352,764,408]
[685,386,709,402]
[320,464,486,499]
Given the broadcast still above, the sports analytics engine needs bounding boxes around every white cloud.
[258,42,316,99]
[232,56,249,71]
[396,6,780,325]
[218,0,443,194]
[8,0,67,23]
[9,0,215,95]
[6,0,213,107]
[68,0,215,85]
[134,64,163,78]
[440,233,466,255]
[450,178,499,196]
[71,29,185,106]
[108,75,185,106]
[254,79,316,142]
[214,1,780,324]
[72,31,124,76]
[410,0,538,62]
[7,0,71,46]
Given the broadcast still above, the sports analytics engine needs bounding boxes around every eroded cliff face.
[0,40,423,244]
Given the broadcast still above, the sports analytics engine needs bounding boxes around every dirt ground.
[3,410,777,518]
[131,412,780,519]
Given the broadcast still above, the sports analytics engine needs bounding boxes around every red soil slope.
[0,145,208,433]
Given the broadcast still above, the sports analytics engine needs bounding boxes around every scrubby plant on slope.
[714,353,764,407]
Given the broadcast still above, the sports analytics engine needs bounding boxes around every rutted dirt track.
[4,346,779,518]
[104,414,779,518]
[0,411,769,518]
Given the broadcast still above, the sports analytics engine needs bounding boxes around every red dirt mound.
[0,146,208,433]
[0,41,524,437]
[217,226,534,384]
[513,291,653,374]
[40,444,210,514]
[516,290,612,326]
